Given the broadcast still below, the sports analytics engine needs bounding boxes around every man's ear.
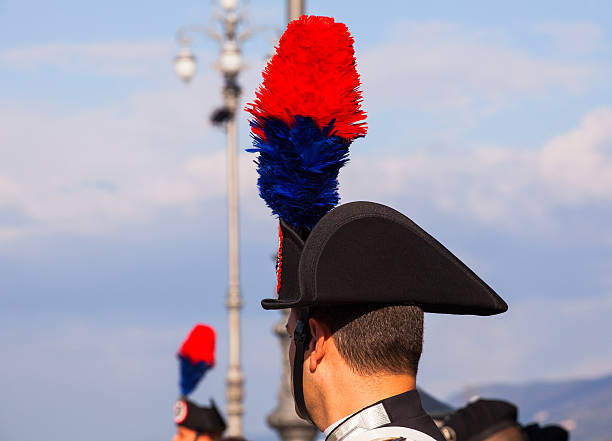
[308,317,332,372]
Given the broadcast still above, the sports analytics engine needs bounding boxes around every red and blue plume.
[245,15,367,230]
[177,324,215,396]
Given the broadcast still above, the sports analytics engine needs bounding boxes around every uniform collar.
[325,402,391,441]
[326,389,427,441]
[324,415,350,438]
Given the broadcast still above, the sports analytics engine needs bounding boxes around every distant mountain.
[447,373,612,441]
[420,387,454,418]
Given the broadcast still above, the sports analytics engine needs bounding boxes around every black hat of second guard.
[441,399,519,441]
[263,201,507,315]
[174,398,226,434]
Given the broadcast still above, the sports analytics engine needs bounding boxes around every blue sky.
[1,1,612,440]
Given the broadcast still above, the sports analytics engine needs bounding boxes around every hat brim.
[261,298,303,310]
[262,201,508,315]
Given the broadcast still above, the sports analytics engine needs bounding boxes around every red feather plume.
[178,323,216,366]
[245,15,367,141]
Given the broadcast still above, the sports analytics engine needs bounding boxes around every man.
[172,324,226,441]
[245,15,508,441]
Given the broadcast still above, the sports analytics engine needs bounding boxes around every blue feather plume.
[178,354,213,396]
[247,116,351,230]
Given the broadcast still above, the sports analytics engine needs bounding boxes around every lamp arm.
[176,24,211,45]
[238,24,268,43]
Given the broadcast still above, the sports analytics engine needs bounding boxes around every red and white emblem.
[174,399,188,424]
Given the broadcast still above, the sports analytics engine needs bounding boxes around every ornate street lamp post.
[174,0,248,437]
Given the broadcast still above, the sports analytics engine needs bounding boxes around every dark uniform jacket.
[326,390,446,441]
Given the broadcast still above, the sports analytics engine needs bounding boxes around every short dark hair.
[309,304,423,376]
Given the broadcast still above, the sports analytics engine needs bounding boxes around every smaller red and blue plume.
[177,324,216,396]
[245,15,367,230]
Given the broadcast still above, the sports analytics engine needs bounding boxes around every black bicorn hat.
[440,398,519,441]
[265,201,507,315]
[174,398,227,434]
[245,16,506,316]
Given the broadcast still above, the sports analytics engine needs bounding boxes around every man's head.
[287,304,424,426]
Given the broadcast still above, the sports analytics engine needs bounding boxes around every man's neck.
[316,373,416,431]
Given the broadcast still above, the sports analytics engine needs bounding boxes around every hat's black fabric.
[273,219,306,306]
[523,424,569,441]
[174,398,226,434]
[262,201,507,315]
[441,399,518,441]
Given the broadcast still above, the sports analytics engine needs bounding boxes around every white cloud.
[342,108,612,235]
[3,102,611,241]
[0,36,276,243]
[0,30,608,243]
[539,108,612,203]
[0,41,180,76]
[359,22,599,114]
[534,22,604,53]
[0,70,268,241]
